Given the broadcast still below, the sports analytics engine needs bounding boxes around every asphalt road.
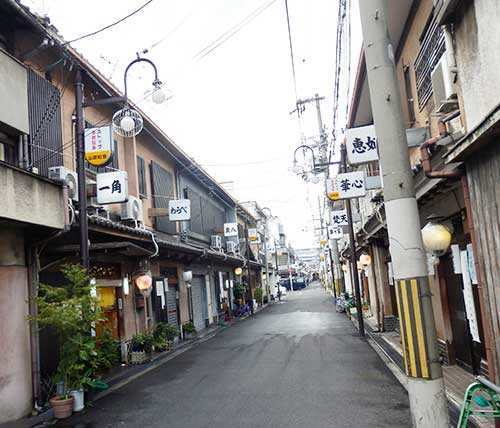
[56,282,411,428]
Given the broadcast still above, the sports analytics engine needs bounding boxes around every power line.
[143,9,195,53]
[62,0,155,45]
[284,0,299,104]
[193,0,278,61]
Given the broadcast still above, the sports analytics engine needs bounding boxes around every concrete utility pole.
[262,214,271,303]
[358,2,449,426]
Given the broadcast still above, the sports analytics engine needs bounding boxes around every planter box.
[130,350,148,364]
[184,331,197,340]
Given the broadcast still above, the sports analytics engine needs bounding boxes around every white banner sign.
[460,250,480,342]
[327,171,366,200]
[96,171,128,204]
[328,226,343,239]
[346,124,379,165]
[85,125,113,167]
[224,222,238,237]
[330,209,348,226]
[169,199,191,221]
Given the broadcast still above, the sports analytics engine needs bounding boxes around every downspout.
[420,129,497,384]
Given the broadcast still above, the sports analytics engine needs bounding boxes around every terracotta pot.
[50,395,74,419]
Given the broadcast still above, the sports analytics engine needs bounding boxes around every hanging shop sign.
[168,199,191,221]
[248,228,259,242]
[96,171,128,204]
[85,126,113,167]
[328,226,343,239]
[224,222,238,237]
[346,124,379,165]
[330,209,348,226]
[327,171,366,200]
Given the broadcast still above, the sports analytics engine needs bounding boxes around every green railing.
[458,376,500,427]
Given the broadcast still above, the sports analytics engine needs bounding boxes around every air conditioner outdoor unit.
[431,54,457,113]
[226,241,238,255]
[211,235,222,250]
[48,166,78,201]
[121,196,144,223]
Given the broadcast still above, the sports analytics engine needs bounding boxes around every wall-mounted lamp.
[135,272,152,296]
[182,270,193,287]
[421,215,452,256]
[359,253,372,267]
[234,267,243,276]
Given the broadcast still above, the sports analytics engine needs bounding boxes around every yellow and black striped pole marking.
[395,278,430,379]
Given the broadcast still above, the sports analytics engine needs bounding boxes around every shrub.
[254,287,263,304]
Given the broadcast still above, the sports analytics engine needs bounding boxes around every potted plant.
[254,287,263,306]
[153,323,179,352]
[361,300,371,318]
[29,264,121,415]
[130,331,155,364]
[183,322,197,339]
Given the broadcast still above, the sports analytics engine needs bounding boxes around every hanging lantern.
[182,270,193,283]
[359,253,372,266]
[135,272,152,296]
[421,218,452,256]
[234,267,243,276]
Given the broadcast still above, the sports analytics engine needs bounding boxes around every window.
[137,156,147,198]
[404,66,416,124]
[0,131,17,165]
[151,160,176,234]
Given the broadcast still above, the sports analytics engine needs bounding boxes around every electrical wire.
[143,9,194,53]
[62,0,155,45]
[284,0,299,105]
[193,0,278,61]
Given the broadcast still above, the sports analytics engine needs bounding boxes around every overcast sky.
[24,0,361,248]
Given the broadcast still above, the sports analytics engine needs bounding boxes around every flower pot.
[50,395,74,419]
[130,350,148,364]
[70,389,84,412]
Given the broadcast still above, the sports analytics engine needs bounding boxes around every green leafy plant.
[29,264,118,394]
[254,287,263,305]
[233,282,246,299]
[153,323,179,350]
[183,322,196,334]
[131,331,155,353]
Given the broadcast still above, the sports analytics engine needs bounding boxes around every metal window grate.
[413,21,446,110]
[137,156,147,197]
[151,160,176,234]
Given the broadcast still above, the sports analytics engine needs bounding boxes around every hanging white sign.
[224,222,238,237]
[168,199,191,221]
[85,126,113,167]
[346,124,379,165]
[327,171,366,200]
[328,226,343,239]
[330,209,348,226]
[96,171,128,204]
[248,228,259,242]
[460,250,480,342]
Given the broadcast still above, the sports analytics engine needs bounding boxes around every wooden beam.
[148,208,169,217]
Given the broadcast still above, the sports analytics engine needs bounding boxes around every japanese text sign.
[85,126,113,167]
[331,209,348,226]
[328,226,343,239]
[168,199,191,221]
[96,171,128,204]
[224,222,238,237]
[327,171,366,200]
[248,228,258,242]
[346,125,379,165]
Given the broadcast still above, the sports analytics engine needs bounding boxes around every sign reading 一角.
[85,126,113,167]
[96,171,128,204]
[327,171,366,200]
[330,209,348,226]
[328,226,343,239]
[168,199,191,221]
[224,222,238,237]
[346,124,379,165]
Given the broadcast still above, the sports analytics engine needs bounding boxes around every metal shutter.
[151,160,176,234]
[27,69,63,177]
[191,275,207,332]
[166,287,178,327]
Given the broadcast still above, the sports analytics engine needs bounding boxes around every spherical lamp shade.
[182,270,193,283]
[291,161,301,174]
[357,261,364,272]
[112,108,144,138]
[310,175,320,184]
[421,221,452,255]
[234,267,243,276]
[135,273,152,296]
[341,264,348,272]
[359,253,372,266]
[152,88,166,104]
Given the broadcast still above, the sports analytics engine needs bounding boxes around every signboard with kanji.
[248,228,258,242]
[327,171,366,200]
[168,199,191,221]
[96,171,128,204]
[224,222,238,237]
[85,126,113,167]
[330,209,348,226]
[346,125,379,165]
[328,226,343,239]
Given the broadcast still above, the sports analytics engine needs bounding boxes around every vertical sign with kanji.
[346,124,379,165]
[330,209,348,226]
[326,171,366,200]
[85,126,113,167]
[96,171,128,204]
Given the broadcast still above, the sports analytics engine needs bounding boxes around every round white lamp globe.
[120,115,135,133]
[152,88,166,104]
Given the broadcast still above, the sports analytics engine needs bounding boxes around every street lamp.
[421,215,452,256]
[234,267,243,276]
[74,56,165,268]
[359,253,372,267]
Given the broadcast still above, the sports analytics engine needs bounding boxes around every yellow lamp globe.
[421,221,452,255]
[234,267,243,276]
[359,253,372,266]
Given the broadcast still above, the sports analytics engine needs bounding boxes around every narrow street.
[56,283,410,428]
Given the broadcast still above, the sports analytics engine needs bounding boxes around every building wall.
[454,0,500,132]
[0,229,32,424]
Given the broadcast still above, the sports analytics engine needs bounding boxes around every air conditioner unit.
[226,241,238,255]
[211,235,222,250]
[121,196,144,223]
[48,166,78,201]
[431,54,457,113]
